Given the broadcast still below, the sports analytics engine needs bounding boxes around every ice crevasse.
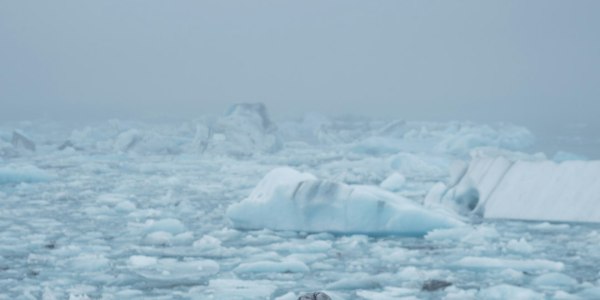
[226,167,463,236]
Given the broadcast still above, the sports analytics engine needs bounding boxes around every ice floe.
[1,112,599,299]
[227,167,463,235]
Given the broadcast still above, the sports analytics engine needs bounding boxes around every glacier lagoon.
[1,105,600,299]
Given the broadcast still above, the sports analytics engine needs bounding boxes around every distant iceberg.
[226,167,462,236]
[206,103,282,157]
[427,153,600,223]
[11,130,36,151]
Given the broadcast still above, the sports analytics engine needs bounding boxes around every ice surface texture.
[2,105,599,299]
[227,167,462,235]
[429,153,600,222]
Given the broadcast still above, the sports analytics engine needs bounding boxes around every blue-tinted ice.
[1,108,599,299]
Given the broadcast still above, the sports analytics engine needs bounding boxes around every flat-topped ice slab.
[434,155,600,223]
[226,167,462,236]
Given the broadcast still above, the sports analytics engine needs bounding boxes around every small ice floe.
[532,272,578,288]
[477,284,543,300]
[201,278,278,299]
[234,259,309,274]
[379,172,406,192]
[453,256,564,272]
[0,164,53,185]
[128,255,219,284]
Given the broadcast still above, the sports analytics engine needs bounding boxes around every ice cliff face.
[427,152,600,223]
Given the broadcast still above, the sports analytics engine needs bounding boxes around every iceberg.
[11,130,36,151]
[207,103,282,156]
[226,167,462,235]
[114,129,142,152]
[428,153,600,223]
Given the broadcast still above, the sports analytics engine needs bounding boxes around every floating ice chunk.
[68,254,110,271]
[327,274,382,290]
[551,291,579,300]
[579,287,600,299]
[97,194,126,205]
[143,218,187,235]
[0,164,53,184]
[115,200,136,212]
[553,151,587,162]
[482,159,600,222]
[269,240,332,253]
[396,266,443,282]
[389,153,450,180]
[233,259,309,274]
[434,124,534,156]
[454,257,564,272]
[226,167,462,236]
[143,231,173,246]
[203,279,277,299]
[171,231,194,246]
[356,287,417,299]
[477,284,543,300]
[11,130,36,151]
[58,140,82,151]
[191,234,233,255]
[128,255,158,268]
[351,137,405,155]
[42,287,58,300]
[529,222,570,231]
[380,172,406,192]
[425,225,499,245]
[430,153,600,223]
[193,235,222,251]
[505,238,534,254]
[532,272,577,287]
[312,116,374,145]
[499,268,525,281]
[98,193,136,212]
[444,287,478,300]
[208,103,282,156]
[129,257,219,283]
[274,292,298,300]
[114,129,141,152]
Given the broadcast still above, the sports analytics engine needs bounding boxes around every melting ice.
[1,103,600,299]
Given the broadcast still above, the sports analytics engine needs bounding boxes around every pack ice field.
[1,103,600,300]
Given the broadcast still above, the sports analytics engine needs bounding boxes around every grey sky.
[1,1,599,130]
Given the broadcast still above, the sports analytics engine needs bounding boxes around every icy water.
[1,116,599,299]
[2,150,599,300]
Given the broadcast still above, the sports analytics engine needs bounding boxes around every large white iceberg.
[226,167,462,235]
[428,153,600,223]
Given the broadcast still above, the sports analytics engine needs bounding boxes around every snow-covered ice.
[1,110,599,299]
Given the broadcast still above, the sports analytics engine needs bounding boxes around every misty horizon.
[2,2,600,298]
[1,1,599,132]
